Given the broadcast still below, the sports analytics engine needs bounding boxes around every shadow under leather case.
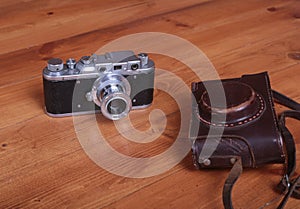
[190,72,285,168]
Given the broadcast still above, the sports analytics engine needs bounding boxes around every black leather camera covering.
[191,72,285,169]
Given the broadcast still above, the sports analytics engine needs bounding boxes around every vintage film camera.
[43,51,155,120]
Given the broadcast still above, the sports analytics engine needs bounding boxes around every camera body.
[43,51,155,120]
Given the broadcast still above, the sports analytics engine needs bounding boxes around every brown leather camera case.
[191,72,285,168]
[190,72,300,209]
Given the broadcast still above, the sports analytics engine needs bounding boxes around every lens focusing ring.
[91,73,132,120]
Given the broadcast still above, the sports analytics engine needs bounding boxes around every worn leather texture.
[191,72,285,168]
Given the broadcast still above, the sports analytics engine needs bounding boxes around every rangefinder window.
[114,65,122,70]
[131,64,139,70]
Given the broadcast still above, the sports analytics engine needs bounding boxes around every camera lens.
[91,73,132,120]
[107,98,127,115]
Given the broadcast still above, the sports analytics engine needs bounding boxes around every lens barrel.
[91,73,132,120]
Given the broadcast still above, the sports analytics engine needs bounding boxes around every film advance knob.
[47,58,64,71]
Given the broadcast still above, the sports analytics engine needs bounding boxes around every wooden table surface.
[1,0,300,208]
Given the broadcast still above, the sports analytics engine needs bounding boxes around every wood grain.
[0,0,300,208]
[0,0,210,55]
